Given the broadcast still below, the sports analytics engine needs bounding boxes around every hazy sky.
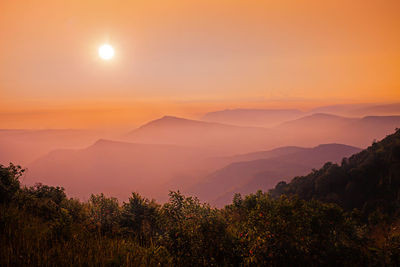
[1,0,399,127]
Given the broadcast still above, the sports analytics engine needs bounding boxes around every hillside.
[125,115,273,154]
[0,129,104,165]
[26,139,211,201]
[2,144,400,265]
[270,129,400,215]
[274,113,400,148]
[311,103,400,117]
[191,143,361,206]
[201,108,304,127]
[125,114,400,154]
[204,146,305,170]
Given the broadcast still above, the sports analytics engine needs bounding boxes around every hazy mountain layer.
[201,108,304,127]
[191,144,361,206]
[270,129,400,215]
[26,139,212,201]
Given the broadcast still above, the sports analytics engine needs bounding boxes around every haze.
[1,0,400,204]
[1,0,400,128]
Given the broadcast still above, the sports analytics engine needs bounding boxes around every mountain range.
[2,105,400,202]
[0,129,104,165]
[25,139,211,200]
[201,108,304,127]
[126,113,400,153]
[270,129,400,215]
[190,143,361,206]
[125,115,273,155]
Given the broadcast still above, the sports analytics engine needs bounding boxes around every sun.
[98,44,114,60]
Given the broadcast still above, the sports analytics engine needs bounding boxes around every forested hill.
[1,132,400,265]
[270,128,400,216]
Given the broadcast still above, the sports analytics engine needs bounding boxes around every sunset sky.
[1,0,399,128]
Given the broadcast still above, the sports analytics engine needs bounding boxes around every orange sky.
[1,0,399,128]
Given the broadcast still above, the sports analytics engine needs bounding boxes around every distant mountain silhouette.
[0,129,103,165]
[270,129,400,215]
[310,104,373,116]
[203,146,305,170]
[26,139,211,201]
[311,103,400,117]
[190,143,361,207]
[125,116,274,155]
[351,103,400,116]
[274,113,400,148]
[131,115,238,133]
[201,108,304,127]
[13,113,400,204]
[125,114,400,153]
[166,146,308,194]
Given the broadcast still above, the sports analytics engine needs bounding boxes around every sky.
[0,0,399,128]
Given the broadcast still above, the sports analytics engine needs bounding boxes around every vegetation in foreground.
[1,129,400,266]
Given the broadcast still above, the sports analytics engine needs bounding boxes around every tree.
[120,192,160,243]
[0,163,23,203]
[88,193,120,234]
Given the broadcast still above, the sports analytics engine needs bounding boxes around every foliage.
[270,128,400,218]
[0,163,24,203]
[225,191,369,266]
[120,192,160,243]
[1,130,400,266]
[88,193,121,235]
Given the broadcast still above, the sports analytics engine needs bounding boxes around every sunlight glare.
[98,44,114,60]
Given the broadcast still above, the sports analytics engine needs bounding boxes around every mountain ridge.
[190,143,361,206]
[270,129,400,215]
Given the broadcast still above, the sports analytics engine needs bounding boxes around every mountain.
[311,103,400,117]
[20,113,399,204]
[204,146,306,170]
[26,139,212,201]
[201,104,400,128]
[190,143,361,206]
[0,129,104,165]
[127,114,400,154]
[201,108,304,127]
[310,104,373,116]
[270,129,400,215]
[274,113,400,148]
[277,113,355,128]
[125,116,274,155]
[166,146,308,194]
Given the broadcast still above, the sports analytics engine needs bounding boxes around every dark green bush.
[2,127,400,266]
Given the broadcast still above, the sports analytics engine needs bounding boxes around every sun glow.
[98,44,114,60]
